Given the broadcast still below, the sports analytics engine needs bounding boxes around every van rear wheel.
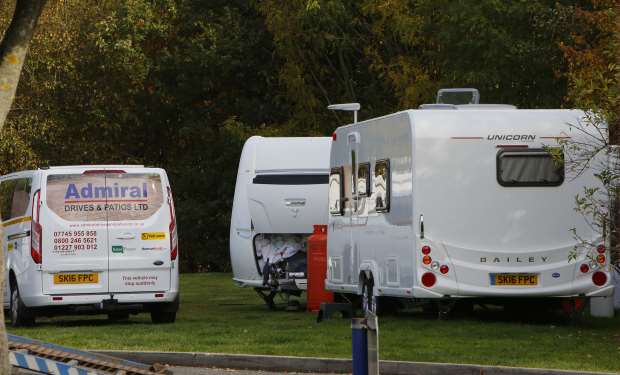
[150,310,176,324]
[150,297,179,324]
[108,312,130,322]
[11,287,35,327]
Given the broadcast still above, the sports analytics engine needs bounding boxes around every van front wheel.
[11,287,35,327]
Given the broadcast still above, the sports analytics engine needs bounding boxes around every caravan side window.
[329,167,344,215]
[357,163,370,197]
[374,159,390,212]
[0,178,32,221]
[497,149,564,187]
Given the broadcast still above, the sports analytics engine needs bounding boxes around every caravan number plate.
[54,273,98,284]
[490,273,538,286]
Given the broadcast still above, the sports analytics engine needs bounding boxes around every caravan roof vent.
[436,88,480,105]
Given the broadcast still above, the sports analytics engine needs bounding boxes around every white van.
[326,107,614,316]
[230,136,330,308]
[1,165,179,326]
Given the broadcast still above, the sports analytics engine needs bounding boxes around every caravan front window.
[497,149,564,187]
[329,167,344,215]
[374,159,390,212]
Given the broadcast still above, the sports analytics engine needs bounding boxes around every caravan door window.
[374,159,390,212]
[329,167,344,215]
[357,163,370,197]
[497,149,564,187]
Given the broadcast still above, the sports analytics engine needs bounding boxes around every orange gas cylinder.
[307,224,334,312]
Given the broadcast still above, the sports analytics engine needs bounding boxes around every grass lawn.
[8,273,620,373]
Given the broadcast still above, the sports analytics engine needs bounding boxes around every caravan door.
[346,132,361,280]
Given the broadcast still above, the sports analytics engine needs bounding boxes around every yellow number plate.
[54,273,99,284]
[490,273,538,286]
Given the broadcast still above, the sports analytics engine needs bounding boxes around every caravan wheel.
[361,277,377,316]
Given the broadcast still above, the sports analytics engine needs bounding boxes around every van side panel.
[1,172,37,304]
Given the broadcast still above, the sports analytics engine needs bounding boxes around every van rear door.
[107,169,172,293]
[41,170,110,295]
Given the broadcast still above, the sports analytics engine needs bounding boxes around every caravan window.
[329,167,344,215]
[497,149,564,187]
[357,163,370,197]
[374,159,390,212]
[350,150,357,195]
[0,178,32,221]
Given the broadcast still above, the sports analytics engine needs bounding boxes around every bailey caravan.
[326,106,614,316]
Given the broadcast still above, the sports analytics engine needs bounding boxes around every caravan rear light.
[431,261,439,270]
[580,264,589,273]
[592,271,607,286]
[440,265,449,274]
[31,190,42,264]
[167,187,178,261]
[421,245,431,255]
[52,296,63,301]
[597,254,606,264]
[421,272,436,287]
[596,245,606,254]
[422,256,432,265]
[332,132,337,141]
[155,293,164,298]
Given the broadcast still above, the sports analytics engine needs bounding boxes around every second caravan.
[230,136,331,307]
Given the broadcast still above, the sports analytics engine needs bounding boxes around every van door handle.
[153,260,164,266]
[116,233,135,240]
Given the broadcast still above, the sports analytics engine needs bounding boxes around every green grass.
[8,273,620,373]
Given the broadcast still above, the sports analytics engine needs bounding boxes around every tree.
[559,1,619,269]
[0,0,47,371]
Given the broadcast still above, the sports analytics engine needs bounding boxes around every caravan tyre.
[11,287,35,327]
[362,277,377,316]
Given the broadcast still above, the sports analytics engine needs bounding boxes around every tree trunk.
[0,0,47,372]
[0,0,47,130]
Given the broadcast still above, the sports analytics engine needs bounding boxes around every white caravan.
[230,136,330,307]
[1,165,179,326]
[326,107,614,315]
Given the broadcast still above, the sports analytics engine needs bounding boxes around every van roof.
[45,165,145,169]
[0,165,150,181]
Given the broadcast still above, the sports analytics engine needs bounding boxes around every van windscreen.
[497,149,564,187]
[46,173,164,221]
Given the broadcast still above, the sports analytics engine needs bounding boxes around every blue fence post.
[352,317,368,375]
